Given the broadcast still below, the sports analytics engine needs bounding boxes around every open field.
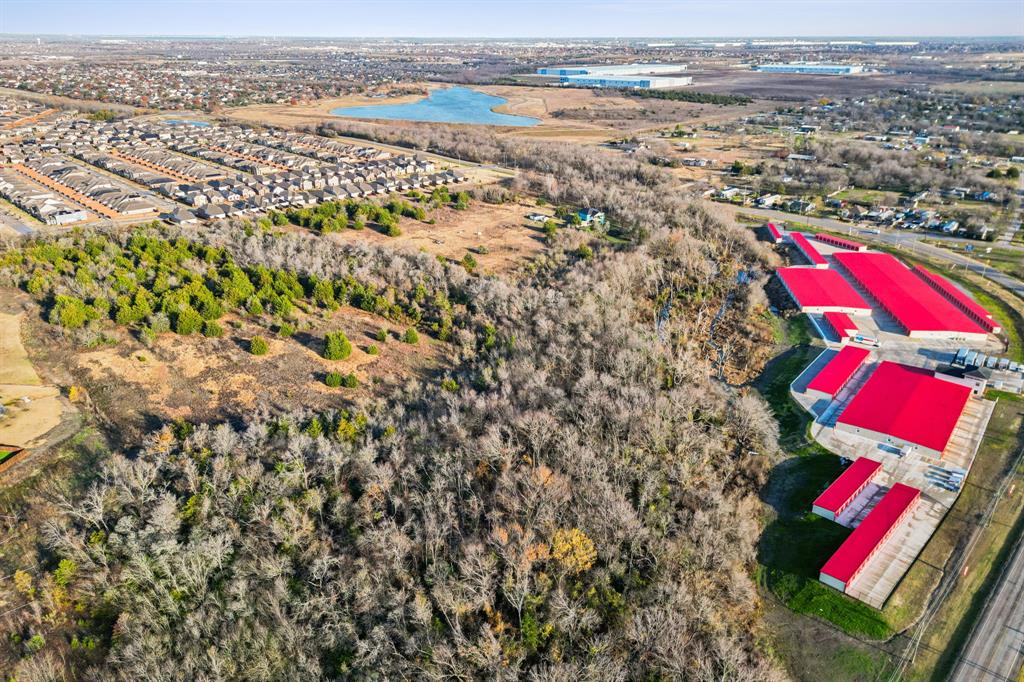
[0,309,77,452]
[935,80,1024,96]
[0,312,41,386]
[50,302,447,440]
[315,199,550,275]
[225,82,771,143]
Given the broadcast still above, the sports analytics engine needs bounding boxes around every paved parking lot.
[793,356,995,608]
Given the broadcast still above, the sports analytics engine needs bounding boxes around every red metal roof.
[823,311,858,338]
[806,346,871,397]
[813,457,881,515]
[820,482,920,584]
[837,361,972,453]
[912,265,1000,333]
[833,252,987,335]
[777,267,871,311]
[767,222,783,241]
[815,233,866,251]
[790,232,828,266]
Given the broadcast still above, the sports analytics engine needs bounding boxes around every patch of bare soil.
[321,198,551,275]
[23,302,448,441]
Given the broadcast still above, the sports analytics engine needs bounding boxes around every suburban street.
[950,527,1024,682]
[715,204,1024,298]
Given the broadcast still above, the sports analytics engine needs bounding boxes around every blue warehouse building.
[753,63,864,75]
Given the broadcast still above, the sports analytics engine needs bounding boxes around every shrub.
[278,322,295,338]
[49,295,91,330]
[323,331,352,360]
[324,372,343,387]
[249,336,269,355]
[26,634,45,654]
[149,312,171,334]
[375,328,389,343]
[441,378,458,392]
[385,223,402,237]
[366,344,380,355]
[202,320,224,338]
[174,307,204,335]
[53,559,77,587]
[461,253,477,273]
[139,326,156,347]
[402,327,420,344]
[342,372,359,388]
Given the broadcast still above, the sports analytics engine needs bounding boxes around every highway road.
[719,202,1024,682]
[950,526,1024,682]
[715,204,1024,299]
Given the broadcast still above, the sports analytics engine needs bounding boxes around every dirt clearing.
[320,198,550,275]
[0,312,41,385]
[66,305,449,439]
[0,308,77,450]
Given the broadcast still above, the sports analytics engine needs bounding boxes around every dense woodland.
[0,125,784,680]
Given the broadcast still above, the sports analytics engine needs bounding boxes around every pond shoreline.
[330,86,540,127]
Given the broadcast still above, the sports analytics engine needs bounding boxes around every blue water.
[163,119,211,128]
[330,87,540,127]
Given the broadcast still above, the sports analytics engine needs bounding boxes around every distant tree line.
[627,89,754,106]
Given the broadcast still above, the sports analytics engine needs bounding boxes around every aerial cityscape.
[0,1,1023,680]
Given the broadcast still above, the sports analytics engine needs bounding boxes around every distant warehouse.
[558,75,693,89]
[537,63,692,90]
[753,63,864,75]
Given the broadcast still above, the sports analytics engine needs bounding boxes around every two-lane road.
[950,528,1024,682]
[714,204,1024,299]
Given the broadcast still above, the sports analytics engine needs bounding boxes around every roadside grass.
[865,242,1024,362]
[832,646,892,679]
[906,391,1024,680]
[922,240,1024,284]
[833,188,899,207]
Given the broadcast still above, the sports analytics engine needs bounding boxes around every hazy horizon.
[1,0,1021,39]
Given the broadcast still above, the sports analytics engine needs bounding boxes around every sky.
[0,0,1021,38]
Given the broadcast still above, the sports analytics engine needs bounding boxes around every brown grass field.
[61,303,447,438]
[0,310,74,449]
[315,198,551,275]
[223,81,772,144]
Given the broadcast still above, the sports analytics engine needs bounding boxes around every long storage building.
[832,251,989,341]
[812,457,882,522]
[822,311,859,341]
[805,346,872,401]
[815,233,867,252]
[912,265,1001,334]
[789,232,828,268]
[776,267,873,315]
[819,482,920,593]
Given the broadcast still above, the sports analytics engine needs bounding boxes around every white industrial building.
[537,63,690,89]
[753,63,864,75]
